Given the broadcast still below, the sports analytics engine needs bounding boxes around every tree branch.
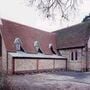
[27,0,81,20]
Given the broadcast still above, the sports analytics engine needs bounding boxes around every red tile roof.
[1,19,56,54]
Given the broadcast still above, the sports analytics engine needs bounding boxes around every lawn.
[5,71,90,90]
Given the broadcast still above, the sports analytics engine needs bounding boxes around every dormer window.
[14,37,24,52]
[34,41,43,54]
[49,43,56,54]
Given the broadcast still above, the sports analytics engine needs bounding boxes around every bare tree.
[27,0,81,20]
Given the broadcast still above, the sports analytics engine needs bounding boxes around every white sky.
[0,0,90,32]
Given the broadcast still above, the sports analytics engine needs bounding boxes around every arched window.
[71,52,73,60]
[75,51,78,60]
[71,50,78,61]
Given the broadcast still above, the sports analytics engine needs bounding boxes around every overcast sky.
[0,0,90,32]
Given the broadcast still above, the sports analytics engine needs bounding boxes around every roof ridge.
[1,18,51,33]
[54,22,90,32]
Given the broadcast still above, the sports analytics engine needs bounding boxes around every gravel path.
[6,72,90,90]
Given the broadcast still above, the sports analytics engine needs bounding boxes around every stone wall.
[38,60,53,70]
[2,38,7,73]
[15,59,37,72]
[59,48,86,71]
[8,55,66,74]
[87,50,90,71]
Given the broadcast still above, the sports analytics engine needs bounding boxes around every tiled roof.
[0,19,56,54]
[54,21,90,49]
[1,18,89,52]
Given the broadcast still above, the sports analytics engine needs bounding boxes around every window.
[75,51,78,60]
[14,37,25,52]
[71,50,78,61]
[34,41,43,53]
[71,52,74,60]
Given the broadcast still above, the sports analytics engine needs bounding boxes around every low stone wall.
[55,60,66,69]
[15,59,37,72]
[38,60,53,70]
[8,55,67,74]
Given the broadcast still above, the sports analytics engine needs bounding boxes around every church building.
[0,15,90,74]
